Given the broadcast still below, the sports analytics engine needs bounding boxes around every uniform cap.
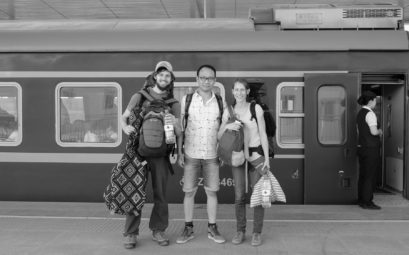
[362,90,376,98]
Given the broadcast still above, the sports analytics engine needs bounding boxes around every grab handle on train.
[343,148,350,159]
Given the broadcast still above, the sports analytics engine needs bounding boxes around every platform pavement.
[1,194,409,255]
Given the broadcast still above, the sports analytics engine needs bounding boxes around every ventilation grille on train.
[343,8,402,19]
[273,5,403,30]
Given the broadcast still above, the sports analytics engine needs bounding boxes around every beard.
[157,83,171,91]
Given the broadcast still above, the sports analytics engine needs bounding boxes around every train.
[0,4,407,204]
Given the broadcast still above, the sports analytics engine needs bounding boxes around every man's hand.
[178,153,185,168]
[122,125,135,135]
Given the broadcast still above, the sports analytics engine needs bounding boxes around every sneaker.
[251,233,262,246]
[232,231,245,245]
[152,231,169,246]
[208,224,226,244]
[123,234,137,249]
[176,225,194,244]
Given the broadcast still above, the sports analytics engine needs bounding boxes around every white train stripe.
[0,152,303,163]
[0,71,347,78]
[275,154,304,159]
[0,152,122,163]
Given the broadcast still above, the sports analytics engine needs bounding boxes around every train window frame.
[317,85,347,146]
[0,82,22,146]
[276,82,304,149]
[55,82,122,147]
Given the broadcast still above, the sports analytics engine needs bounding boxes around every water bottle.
[164,109,176,144]
[261,174,271,208]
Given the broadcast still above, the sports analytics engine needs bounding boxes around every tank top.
[234,103,261,148]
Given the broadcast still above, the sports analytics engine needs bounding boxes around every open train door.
[304,73,359,203]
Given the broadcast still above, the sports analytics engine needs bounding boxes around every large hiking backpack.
[183,92,223,130]
[250,101,277,158]
[137,90,177,157]
[217,105,245,166]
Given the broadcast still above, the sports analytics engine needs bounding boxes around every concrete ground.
[1,194,409,255]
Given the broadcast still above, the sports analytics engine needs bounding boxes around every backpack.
[217,105,245,166]
[250,101,277,158]
[183,92,223,130]
[137,89,177,157]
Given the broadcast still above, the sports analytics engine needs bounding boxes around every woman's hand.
[225,121,242,131]
[122,125,135,135]
[259,159,270,175]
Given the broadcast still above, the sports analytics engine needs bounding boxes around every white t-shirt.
[363,106,377,127]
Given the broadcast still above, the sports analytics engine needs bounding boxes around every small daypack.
[250,101,277,158]
[183,92,223,130]
[217,105,245,166]
[137,90,177,157]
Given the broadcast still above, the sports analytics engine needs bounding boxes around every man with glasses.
[176,64,226,244]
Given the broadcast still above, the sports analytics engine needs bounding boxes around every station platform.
[1,193,409,255]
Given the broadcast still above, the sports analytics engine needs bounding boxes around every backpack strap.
[227,105,235,121]
[215,94,223,125]
[250,101,258,124]
[140,88,178,108]
[138,89,155,103]
[183,93,194,130]
[164,98,178,106]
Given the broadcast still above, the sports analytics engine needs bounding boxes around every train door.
[304,73,359,204]
[382,85,405,193]
[362,76,406,197]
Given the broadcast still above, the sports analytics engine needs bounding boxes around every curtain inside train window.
[277,83,304,148]
[317,86,346,145]
[56,82,122,147]
[0,83,22,146]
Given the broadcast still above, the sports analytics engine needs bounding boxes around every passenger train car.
[0,5,407,204]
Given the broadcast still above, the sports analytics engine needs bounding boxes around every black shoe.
[369,202,381,209]
[360,202,381,210]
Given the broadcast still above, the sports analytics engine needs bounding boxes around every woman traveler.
[218,78,270,246]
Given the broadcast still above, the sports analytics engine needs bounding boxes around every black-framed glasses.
[198,76,216,83]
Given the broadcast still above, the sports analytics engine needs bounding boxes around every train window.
[318,86,346,145]
[173,82,225,103]
[277,82,304,148]
[56,82,122,147]
[0,83,22,146]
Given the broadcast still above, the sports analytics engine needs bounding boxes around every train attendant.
[176,64,226,244]
[357,91,382,210]
[120,61,181,248]
[218,78,269,246]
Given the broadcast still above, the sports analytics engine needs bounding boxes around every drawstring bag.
[250,170,286,208]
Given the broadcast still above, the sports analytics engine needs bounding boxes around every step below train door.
[304,73,359,204]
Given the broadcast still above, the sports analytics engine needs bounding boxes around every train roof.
[0,20,407,52]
